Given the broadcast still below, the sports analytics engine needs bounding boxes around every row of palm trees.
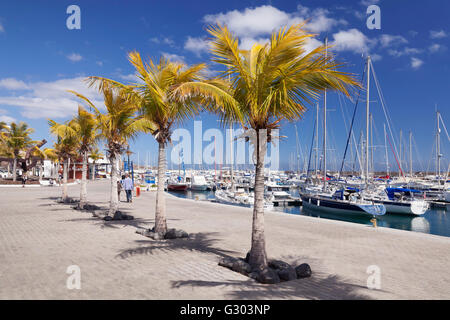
[0,121,44,181]
[50,24,359,271]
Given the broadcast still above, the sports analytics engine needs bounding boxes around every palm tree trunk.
[249,129,268,270]
[109,152,119,216]
[62,160,68,201]
[12,158,17,181]
[155,141,167,234]
[79,151,88,209]
[91,162,95,180]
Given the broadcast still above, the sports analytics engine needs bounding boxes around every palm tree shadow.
[171,272,372,300]
[116,232,238,259]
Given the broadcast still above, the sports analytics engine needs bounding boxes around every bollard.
[136,186,140,197]
[370,218,377,228]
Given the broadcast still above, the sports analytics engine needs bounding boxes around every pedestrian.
[21,173,27,188]
[118,174,125,201]
[122,173,133,203]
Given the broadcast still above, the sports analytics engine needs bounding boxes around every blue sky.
[0,0,449,172]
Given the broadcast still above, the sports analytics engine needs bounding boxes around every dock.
[272,198,302,207]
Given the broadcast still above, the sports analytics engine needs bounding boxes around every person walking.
[117,175,124,202]
[21,173,27,188]
[122,173,133,203]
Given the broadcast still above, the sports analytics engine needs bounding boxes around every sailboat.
[300,53,386,217]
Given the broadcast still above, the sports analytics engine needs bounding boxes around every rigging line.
[438,113,450,143]
[338,61,366,179]
[425,138,435,174]
[412,135,425,172]
[338,92,356,170]
[306,116,316,179]
[370,60,403,172]
[386,129,405,177]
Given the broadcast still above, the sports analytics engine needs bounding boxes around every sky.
[0,0,449,173]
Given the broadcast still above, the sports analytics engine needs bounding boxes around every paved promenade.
[0,180,449,299]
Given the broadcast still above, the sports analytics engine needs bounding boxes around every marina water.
[168,189,450,238]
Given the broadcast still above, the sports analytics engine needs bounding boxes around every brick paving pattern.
[0,180,449,299]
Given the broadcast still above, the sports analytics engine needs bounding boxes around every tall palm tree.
[89,147,104,180]
[47,127,78,201]
[3,122,36,181]
[175,24,360,270]
[49,106,98,209]
[69,84,153,217]
[88,52,239,235]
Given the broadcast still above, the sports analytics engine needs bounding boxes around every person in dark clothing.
[21,174,27,187]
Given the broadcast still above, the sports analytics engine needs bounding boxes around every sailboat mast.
[365,55,371,186]
[437,110,441,185]
[398,130,403,177]
[315,103,319,178]
[370,113,374,174]
[384,123,389,176]
[323,36,328,191]
[230,123,235,192]
[409,131,413,178]
[295,124,300,174]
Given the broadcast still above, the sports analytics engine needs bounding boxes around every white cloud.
[67,53,83,62]
[371,53,382,62]
[96,61,103,66]
[411,57,423,69]
[204,6,290,38]
[149,36,175,47]
[161,52,185,64]
[388,47,422,57]
[303,38,324,55]
[297,5,348,33]
[184,36,211,56]
[379,34,408,48]
[239,37,270,50]
[202,5,346,50]
[0,22,4,33]
[331,29,374,54]
[429,43,441,53]
[118,74,138,81]
[0,77,103,119]
[0,114,16,123]
[0,78,29,90]
[360,0,380,6]
[430,30,447,39]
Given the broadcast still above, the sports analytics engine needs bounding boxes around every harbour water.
[168,190,450,238]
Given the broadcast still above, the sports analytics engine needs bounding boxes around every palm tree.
[43,147,59,178]
[88,52,239,235]
[47,128,78,201]
[69,84,153,217]
[49,106,98,209]
[89,147,104,180]
[175,24,360,270]
[3,122,36,181]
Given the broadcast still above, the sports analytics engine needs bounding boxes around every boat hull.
[374,200,429,216]
[190,184,209,191]
[301,195,385,217]
[167,184,188,191]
